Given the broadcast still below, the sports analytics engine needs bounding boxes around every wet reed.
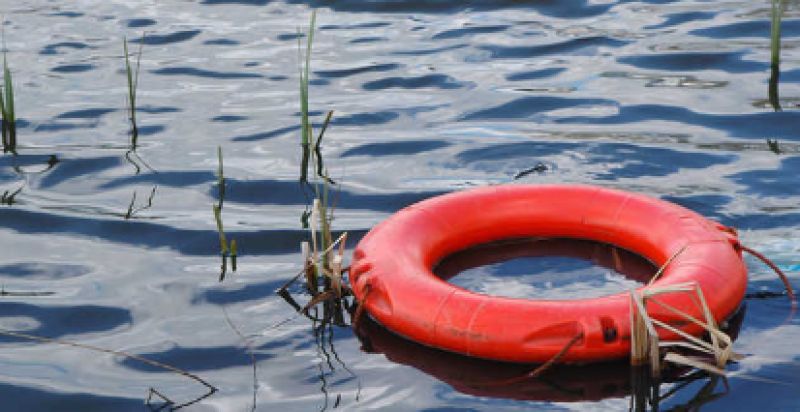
[630,282,741,378]
[769,0,787,113]
[123,36,143,147]
[770,0,786,70]
[124,185,157,219]
[214,146,237,280]
[277,11,353,329]
[298,11,316,183]
[1,50,16,153]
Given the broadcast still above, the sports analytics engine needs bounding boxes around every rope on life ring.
[740,245,796,304]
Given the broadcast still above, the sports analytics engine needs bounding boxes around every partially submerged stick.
[0,328,217,409]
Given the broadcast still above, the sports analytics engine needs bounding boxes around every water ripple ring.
[350,185,747,363]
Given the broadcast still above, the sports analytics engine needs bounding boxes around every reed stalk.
[769,0,787,112]
[213,146,236,280]
[123,36,143,147]
[1,50,16,153]
[630,281,740,378]
[770,0,786,70]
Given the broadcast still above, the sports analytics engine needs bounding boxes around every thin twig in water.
[648,244,687,285]
[125,185,157,219]
[222,306,258,412]
[123,35,144,147]
[528,332,584,378]
[0,329,217,410]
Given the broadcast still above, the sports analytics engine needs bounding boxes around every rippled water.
[435,238,656,300]
[0,0,799,411]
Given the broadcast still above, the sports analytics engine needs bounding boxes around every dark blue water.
[0,1,798,410]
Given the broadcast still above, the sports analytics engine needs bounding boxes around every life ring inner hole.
[433,237,658,300]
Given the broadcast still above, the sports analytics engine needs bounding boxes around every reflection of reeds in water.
[770,0,786,73]
[275,189,359,410]
[769,0,786,112]
[768,0,786,153]
[124,185,157,219]
[629,366,729,412]
[1,50,17,153]
[214,146,237,281]
[1,185,22,205]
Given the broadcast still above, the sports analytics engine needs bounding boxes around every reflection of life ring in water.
[354,238,747,403]
[351,185,748,363]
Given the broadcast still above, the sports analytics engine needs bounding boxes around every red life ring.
[350,185,747,364]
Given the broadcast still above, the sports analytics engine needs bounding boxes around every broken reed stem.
[230,239,238,272]
[631,281,739,378]
[647,295,738,366]
[213,204,228,255]
[213,146,237,280]
[648,245,687,286]
[630,289,660,375]
[664,353,727,377]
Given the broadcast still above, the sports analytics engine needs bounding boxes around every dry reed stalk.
[630,289,661,375]
[647,245,687,286]
[630,280,741,378]
[630,291,648,365]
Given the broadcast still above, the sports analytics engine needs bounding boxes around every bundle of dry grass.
[630,282,743,378]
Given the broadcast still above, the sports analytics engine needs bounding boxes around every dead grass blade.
[664,353,727,376]
[648,244,687,286]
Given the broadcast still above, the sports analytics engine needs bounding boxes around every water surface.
[0,0,798,410]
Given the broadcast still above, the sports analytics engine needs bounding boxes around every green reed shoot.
[299,10,316,183]
[213,204,228,255]
[217,145,225,209]
[300,10,316,147]
[123,36,143,147]
[276,10,351,328]
[1,50,16,153]
[230,239,238,272]
[296,11,335,184]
